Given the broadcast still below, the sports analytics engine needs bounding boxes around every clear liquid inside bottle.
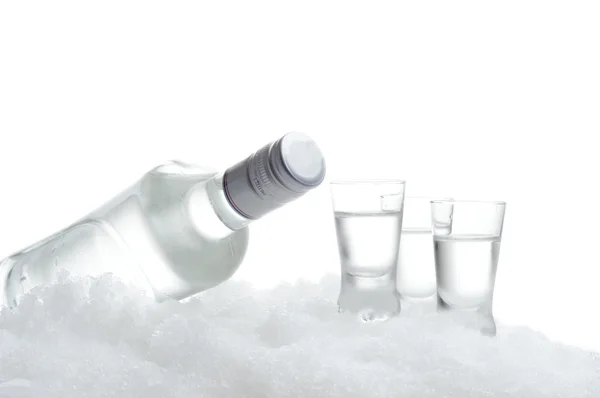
[0,160,250,307]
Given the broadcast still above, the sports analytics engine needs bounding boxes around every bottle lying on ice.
[0,132,326,307]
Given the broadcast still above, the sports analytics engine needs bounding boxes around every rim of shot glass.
[402,196,453,230]
[330,179,405,213]
[406,196,453,201]
[430,199,506,206]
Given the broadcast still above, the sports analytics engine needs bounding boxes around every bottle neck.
[187,132,325,239]
[185,172,251,242]
[206,172,252,231]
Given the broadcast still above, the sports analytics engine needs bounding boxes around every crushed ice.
[1,273,599,397]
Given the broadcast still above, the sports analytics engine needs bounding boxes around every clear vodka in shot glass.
[396,196,452,311]
[431,199,506,336]
[331,180,405,322]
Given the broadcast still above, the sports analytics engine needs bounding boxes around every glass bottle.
[0,132,326,307]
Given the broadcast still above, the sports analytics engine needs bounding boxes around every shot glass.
[331,180,405,321]
[431,200,506,336]
[396,196,452,311]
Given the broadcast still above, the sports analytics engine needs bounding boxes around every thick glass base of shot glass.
[338,272,401,322]
[436,296,497,336]
[398,294,438,315]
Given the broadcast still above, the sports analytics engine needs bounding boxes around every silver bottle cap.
[224,132,326,220]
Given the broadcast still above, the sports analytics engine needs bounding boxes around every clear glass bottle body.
[0,161,250,307]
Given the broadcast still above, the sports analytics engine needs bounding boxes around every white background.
[1,1,599,352]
